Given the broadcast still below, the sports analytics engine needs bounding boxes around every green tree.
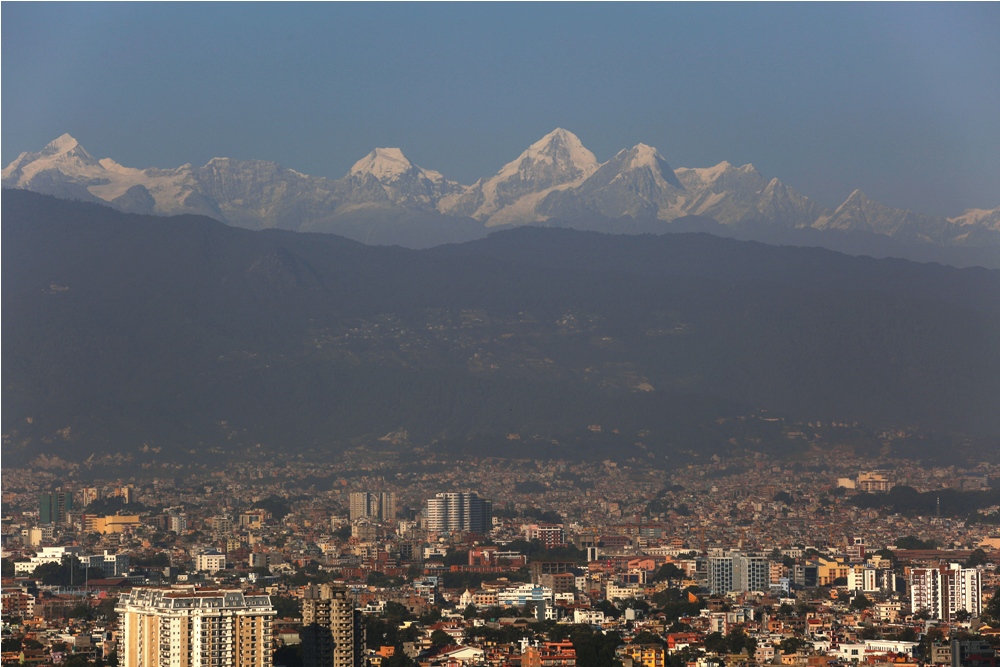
[966,549,989,568]
[430,629,454,647]
[850,594,872,611]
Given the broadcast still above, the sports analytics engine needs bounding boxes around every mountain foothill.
[3,189,999,468]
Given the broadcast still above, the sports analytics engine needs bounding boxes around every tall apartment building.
[39,491,73,525]
[707,552,770,594]
[347,492,396,523]
[910,563,982,621]
[424,492,492,534]
[115,586,274,667]
[301,584,363,667]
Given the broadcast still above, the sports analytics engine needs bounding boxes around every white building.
[707,551,770,594]
[573,609,605,624]
[195,551,227,573]
[909,563,982,621]
[497,584,553,608]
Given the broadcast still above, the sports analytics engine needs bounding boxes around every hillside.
[3,190,999,467]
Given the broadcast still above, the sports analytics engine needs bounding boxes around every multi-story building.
[523,642,577,667]
[910,563,982,621]
[424,492,492,534]
[195,551,227,574]
[79,551,131,578]
[167,512,188,535]
[301,584,363,667]
[522,523,566,548]
[40,491,73,525]
[348,492,396,523]
[115,586,274,667]
[707,552,770,594]
[857,472,894,493]
[79,487,102,508]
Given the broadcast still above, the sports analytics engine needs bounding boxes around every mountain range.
[4,190,999,467]
[4,129,998,266]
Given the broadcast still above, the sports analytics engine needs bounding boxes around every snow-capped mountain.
[438,128,600,225]
[3,131,998,257]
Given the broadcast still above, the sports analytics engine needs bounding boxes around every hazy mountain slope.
[4,191,999,466]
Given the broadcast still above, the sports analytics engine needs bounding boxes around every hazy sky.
[3,3,998,215]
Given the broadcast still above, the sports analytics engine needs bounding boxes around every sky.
[3,3,999,216]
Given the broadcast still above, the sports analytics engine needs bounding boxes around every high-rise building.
[39,491,73,525]
[80,487,102,508]
[115,586,274,667]
[348,492,396,522]
[707,552,770,594]
[910,563,982,621]
[424,492,492,534]
[301,584,363,667]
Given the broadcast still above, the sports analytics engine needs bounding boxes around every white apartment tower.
[909,563,982,621]
[424,492,492,534]
[115,586,274,667]
[707,551,770,594]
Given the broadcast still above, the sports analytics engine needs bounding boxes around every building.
[707,552,770,594]
[424,492,492,534]
[301,584,363,667]
[910,563,982,621]
[13,546,84,576]
[80,487,102,507]
[857,472,894,493]
[40,491,73,525]
[115,586,275,667]
[348,492,396,523]
[524,642,577,667]
[522,523,566,548]
[617,644,666,667]
[79,551,131,577]
[195,551,227,574]
[84,515,142,535]
[167,512,188,534]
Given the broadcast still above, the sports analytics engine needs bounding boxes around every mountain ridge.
[4,190,999,467]
[3,130,998,262]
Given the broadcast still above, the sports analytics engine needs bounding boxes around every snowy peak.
[350,147,416,182]
[501,127,599,181]
[45,133,82,154]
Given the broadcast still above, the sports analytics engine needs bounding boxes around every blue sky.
[3,3,998,215]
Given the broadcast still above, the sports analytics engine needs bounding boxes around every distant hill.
[3,190,999,467]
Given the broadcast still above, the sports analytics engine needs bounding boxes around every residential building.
[301,583,363,667]
[348,492,396,522]
[910,563,982,621]
[40,491,73,525]
[115,586,274,667]
[195,551,227,574]
[707,551,770,594]
[424,492,492,534]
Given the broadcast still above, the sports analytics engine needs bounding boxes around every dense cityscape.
[4,447,1000,667]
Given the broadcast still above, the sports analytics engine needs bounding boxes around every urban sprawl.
[4,449,1000,667]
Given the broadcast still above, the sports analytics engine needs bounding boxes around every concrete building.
[424,492,492,534]
[348,492,396,523]
[40,491,73,525]
[910,563,982,621]
[301,584,363,667]
[115,586,274,667]
[195,551,227,574]
[707,551,770,594]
